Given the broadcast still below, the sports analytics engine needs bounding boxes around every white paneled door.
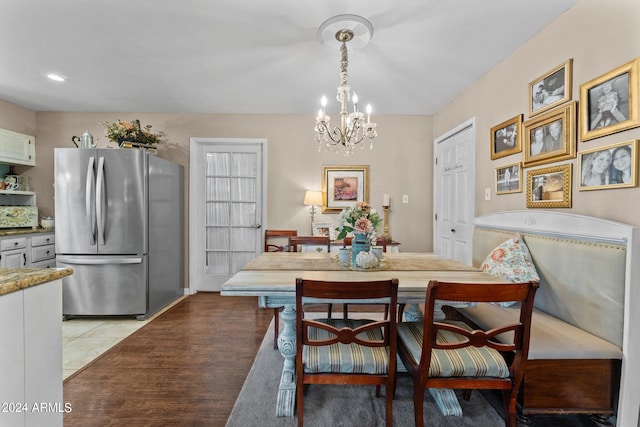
[190,138,266,292]
[433,119,475,266]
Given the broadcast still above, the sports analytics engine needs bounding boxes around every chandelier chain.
[314,28,377,156]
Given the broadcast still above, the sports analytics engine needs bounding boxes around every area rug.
[226,319,505,427]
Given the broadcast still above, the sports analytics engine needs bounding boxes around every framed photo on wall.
[578,139,638,190]
[495,162,522,195]
[528,59,573,117]
[526,163,572,208]
[322,165,370,213]
[523,101,576,167]
[490,114,522,159]
[580,58,640,141]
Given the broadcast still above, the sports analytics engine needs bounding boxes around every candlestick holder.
[382,205,391,240]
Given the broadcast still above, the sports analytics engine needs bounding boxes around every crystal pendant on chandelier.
[314,24,377,156]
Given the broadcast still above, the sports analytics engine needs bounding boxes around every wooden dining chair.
[265,229,297,252]
[396,280,539,427]
[287,235,331,253]
[295,277,399,427]
[264,229,298,349]
[375,236,388,252]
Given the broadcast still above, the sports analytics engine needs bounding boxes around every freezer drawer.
[57,255,147,316]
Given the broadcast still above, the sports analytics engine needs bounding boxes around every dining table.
[220,251,508,418]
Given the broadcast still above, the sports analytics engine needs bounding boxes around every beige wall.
[434,0,640,226]
[0,99,36,135]
[2,111,432,286]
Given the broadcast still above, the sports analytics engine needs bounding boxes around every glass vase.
[351,232,370,267]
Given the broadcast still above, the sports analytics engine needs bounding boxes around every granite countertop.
[0,227,54,237]
[0,267,72,297]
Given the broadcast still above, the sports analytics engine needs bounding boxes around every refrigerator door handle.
[56,256,143,265]
[96,156,106,246]
[86,156,96,245]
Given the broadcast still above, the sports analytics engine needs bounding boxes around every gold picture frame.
[529,59,573,117]
[526,163,572,208]
[495,162,522,195]
[322,165,370,213]
[580,58,640,141]
[523,102,576,168]
[490,114,522,159]
[578,139,638,190]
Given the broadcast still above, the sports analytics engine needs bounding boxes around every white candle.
[366,104,372,123]
[383,194,390,207]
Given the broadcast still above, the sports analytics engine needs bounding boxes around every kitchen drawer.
[30,258,57,269]
[31,234,55,247]
[1,237,27,251]
[31,244,55,263]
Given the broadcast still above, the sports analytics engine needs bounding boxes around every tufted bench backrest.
[472,227,626,348]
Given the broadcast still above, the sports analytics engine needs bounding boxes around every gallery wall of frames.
[490,57,640,208]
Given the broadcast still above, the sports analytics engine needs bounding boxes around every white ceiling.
[0,0,576,115]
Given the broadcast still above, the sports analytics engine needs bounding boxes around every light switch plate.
[484,188,491,201]
[402,194,409,203]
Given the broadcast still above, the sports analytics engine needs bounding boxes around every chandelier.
[314,19,377,156]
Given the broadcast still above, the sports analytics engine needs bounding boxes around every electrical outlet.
[484,188,491,201]
[402,194,409,204]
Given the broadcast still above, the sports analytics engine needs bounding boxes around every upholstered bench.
[451,211,640,425]
[456,302,621,421]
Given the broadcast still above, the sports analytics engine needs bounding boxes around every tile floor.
[62,296,186,380]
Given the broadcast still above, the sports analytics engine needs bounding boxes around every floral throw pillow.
[480,233,540,307]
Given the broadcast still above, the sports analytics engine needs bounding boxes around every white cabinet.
[0,233,56,268]
[0,279,63,427]
[0,128,36,166]
[0,290,26,426]
[0,236,28,268]
[30,233,55,268]
[23,280,63,427]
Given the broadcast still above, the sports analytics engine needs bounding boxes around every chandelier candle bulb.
[366,104,372,123]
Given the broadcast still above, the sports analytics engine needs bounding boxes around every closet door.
[433,120,475,266]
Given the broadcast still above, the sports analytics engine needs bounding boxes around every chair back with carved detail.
[397,280,538,427]
[295,277,399,427]
[265,229,297,252]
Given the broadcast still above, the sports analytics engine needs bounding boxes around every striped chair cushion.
[397,321,509,378]
[303,319,389,375]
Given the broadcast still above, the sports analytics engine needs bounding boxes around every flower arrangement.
[101,119,165,146]
[335,202,382,243]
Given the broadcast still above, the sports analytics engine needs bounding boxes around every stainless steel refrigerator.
[54,148,183,319]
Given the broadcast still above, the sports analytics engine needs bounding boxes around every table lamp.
[303,190,323,234]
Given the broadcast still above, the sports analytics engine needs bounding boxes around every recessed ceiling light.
[45,73,67,82]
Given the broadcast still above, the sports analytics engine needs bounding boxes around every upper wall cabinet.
[0,128,35,166]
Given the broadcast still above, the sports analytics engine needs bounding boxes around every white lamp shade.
[303,190,323,206]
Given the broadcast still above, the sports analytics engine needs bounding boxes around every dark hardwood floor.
[63,293,273,427]
[64,295,601,427]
